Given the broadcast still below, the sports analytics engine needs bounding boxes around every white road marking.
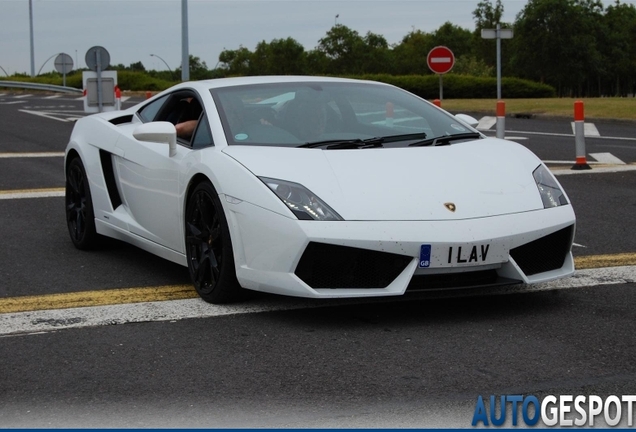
[0,100,26,105]
[0,152,64,158]
[552,164,636,175]
[120,96,130,102]
[18,109,76,122]
[44,95,62,99]
[589,152,626,165]
[477,116,497,130]
[0,189,64,200]
[506,129,636,142]
[74,96,85,101]
[570,122,601,137]
[573,243,587,248]
[12,94,33,99]
[543,159,603,165]
[1,265,634,337]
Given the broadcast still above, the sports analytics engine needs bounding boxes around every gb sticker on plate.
[419,244,432,268]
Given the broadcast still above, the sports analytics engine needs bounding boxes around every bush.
[0,71,176,92]
[348,74,556,99]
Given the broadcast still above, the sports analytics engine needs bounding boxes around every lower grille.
[295,242,412,289]
[510,225,574,276]
[406,269,520,291]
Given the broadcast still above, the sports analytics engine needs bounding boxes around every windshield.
[210,81,477,147]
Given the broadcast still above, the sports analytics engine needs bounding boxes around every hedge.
[1,71,556,98]
[348,74,556,99]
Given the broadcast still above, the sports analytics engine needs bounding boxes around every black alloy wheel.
[185,181,242,303]
[65,157,98,249]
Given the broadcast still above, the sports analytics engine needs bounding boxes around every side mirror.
[454,114,479,129]
[133,121,177,157]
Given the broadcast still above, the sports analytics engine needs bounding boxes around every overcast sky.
[0,0,630,75]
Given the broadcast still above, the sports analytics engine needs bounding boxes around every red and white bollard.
[496,100,505,139]
[385,102,394,127]
[146,91,152,99]
[572,100,591,170]
[115,86,121,110]
[433,99,441,107]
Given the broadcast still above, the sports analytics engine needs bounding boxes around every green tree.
[599,1,636,95]
[510,0,603,96]
[250,38,306,75]
[129,61,146,72]
[431,22,474,59]
[218,47,252,76]
[472,0,512,74]
[391,29,435,75]
[174,55,212,80]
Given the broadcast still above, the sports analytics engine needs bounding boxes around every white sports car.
[65,76,576,303]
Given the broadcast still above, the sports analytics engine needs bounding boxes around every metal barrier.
[0,80,82,94]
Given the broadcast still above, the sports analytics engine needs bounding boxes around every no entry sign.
[427,46,455,74]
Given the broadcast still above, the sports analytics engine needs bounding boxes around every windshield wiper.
[298,137,384,149]
[408,132,482,147]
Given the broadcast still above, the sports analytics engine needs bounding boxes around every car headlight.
[260,177,343,221]
[533,165,568,208]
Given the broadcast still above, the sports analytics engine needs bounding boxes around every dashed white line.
[12,94,33,99]
[477,116,497,130]
[570,122,601,137]
[589,152,626,165]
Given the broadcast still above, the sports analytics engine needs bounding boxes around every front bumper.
[223,198,575,299]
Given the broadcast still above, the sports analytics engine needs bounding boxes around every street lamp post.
[181,0,189,81]
[150,54,176,80]
[29,0,35,77]
[37,52,61,76]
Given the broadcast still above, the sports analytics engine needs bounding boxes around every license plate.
[447,244,492,265]
[419,242,505,269]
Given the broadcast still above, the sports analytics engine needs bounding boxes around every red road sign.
[427,46,455,74]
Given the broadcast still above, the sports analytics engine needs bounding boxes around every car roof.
[173,75,387,92]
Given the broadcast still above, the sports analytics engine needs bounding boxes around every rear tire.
[65,157,98,250]
[185,181,243,303]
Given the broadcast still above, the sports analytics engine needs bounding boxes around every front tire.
[65,157,98,250]
[185,181,243,303]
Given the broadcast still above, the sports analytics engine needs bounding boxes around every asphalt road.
[0,92,635,428]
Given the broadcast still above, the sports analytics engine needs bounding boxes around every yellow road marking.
[0,253,635,314]
[0,187,64,196]
[0,285,197,314]
[574,253,636,269]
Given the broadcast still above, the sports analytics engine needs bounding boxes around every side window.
[138,95,170,122]
[191,116,214,149]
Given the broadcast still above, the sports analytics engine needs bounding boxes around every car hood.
[222,138,546,221]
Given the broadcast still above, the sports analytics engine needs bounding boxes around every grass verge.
[438,98,636,121]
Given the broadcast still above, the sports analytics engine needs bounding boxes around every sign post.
[427,46,455,101]
[85,46,111,112]
[54,53,73,87]
[481,24,513,100]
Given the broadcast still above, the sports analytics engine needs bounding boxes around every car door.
[113,89,207,254]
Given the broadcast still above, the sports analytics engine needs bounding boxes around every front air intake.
[295,242,412,289]
[510,225,574,276]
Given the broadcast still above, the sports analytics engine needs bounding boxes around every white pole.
[29,0,35,77]
[181,0,189,81]
[496,23,501,100]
